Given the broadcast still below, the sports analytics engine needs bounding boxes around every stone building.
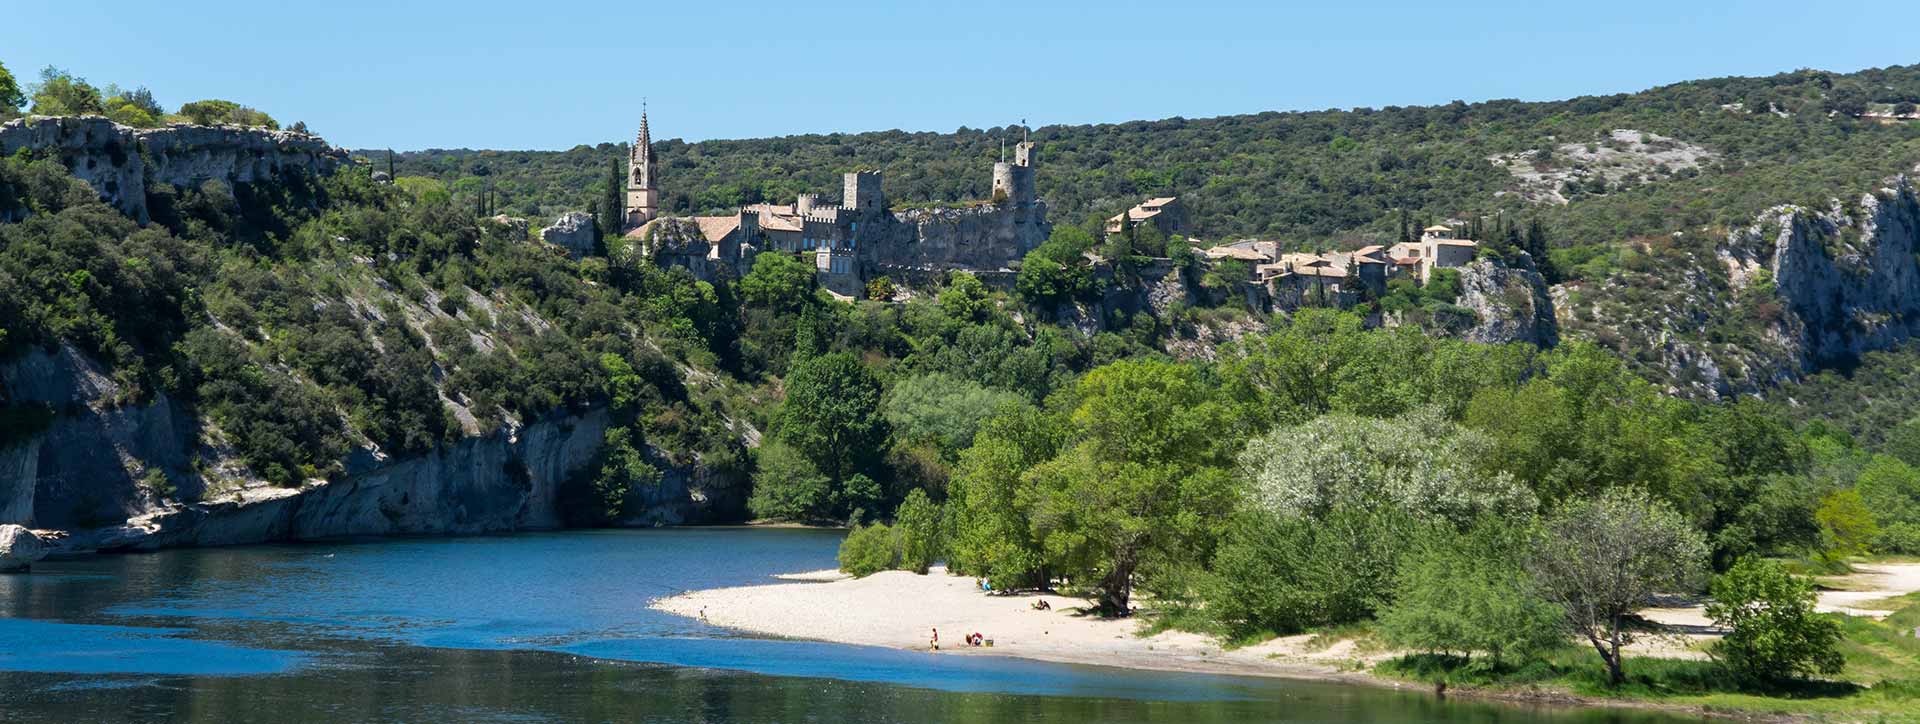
[622,116,1051,295]
[1388,225,1480,282]
[1107,196,1186,236]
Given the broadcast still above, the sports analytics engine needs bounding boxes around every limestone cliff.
[869,203,1051,272]
[0,116,345,223]
[1559,167,1920,398]
[1456,253,1559,347]
[0,334,750,555]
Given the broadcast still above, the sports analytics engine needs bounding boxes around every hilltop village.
[537,114,1486,313]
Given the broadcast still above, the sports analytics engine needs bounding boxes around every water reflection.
[0,529,1691,723]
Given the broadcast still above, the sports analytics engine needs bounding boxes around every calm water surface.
[0,528,1693,722]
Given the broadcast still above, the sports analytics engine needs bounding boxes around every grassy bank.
[1372,592,1920,720]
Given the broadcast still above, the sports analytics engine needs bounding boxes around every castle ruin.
[622,113,1050,296]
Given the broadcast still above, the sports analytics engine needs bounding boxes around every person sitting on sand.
[1031,599,1051,611]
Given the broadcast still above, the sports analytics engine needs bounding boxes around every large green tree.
[777,352,889,491]
[1027,358,1239,614]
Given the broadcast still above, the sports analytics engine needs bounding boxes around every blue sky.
[6,0,1918,150]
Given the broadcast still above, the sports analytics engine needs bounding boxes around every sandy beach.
[652,566,1388,682]
[655,561,1920,681]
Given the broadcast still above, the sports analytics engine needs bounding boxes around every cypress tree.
[603,158,624,238]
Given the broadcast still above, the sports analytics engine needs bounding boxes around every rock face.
[1560,166,1920,398]
[0,116,346,223]
[541,211,598,258]
[1,343,746,555]
[868,203,1052,274]
[0,525,45,572]
[1457,254,1559,346]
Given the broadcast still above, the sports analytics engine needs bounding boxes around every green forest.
[6,57,1920,716]
[375,65,1920,271]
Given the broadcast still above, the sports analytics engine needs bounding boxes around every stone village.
[537,113,1483,311]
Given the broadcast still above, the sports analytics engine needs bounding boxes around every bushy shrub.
[1706,558,1844,683]
[838,523,900,577]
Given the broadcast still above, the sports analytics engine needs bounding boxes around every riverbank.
[653,565,1386,682]
[653,562,1920,722]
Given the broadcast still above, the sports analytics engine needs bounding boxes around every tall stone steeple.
[625,107,659,229]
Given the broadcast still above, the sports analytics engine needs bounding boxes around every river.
[0,528,1690,722]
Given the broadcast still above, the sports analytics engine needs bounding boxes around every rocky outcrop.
[60,409,609,552]
[487,214,529,240]
[1457,253,1558,346]
[0,525,45,572]
[1,341,746,556]
[1560,166,1920,398]
[0,345,196,529]
[1729,185,1920,371]
[0,116,346,223]
[541,211,598,258]
[872,203,1051,270]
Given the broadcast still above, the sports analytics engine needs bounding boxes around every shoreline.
[650,565,1766,721]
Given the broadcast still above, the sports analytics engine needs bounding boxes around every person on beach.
[930,628,939,651]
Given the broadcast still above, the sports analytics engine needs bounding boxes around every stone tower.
[625,110,659,229]
[992,133,1037,208]
[843,171,883,215]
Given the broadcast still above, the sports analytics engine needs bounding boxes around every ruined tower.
[625,110,659,229]
[992,127,1037,208]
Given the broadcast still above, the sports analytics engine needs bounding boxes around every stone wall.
[0,116,346,223]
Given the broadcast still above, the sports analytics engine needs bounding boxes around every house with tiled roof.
[1106,196,1187,236]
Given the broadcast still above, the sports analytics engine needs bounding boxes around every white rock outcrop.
[0,116,346,223]
[541,211,598,258]
[0,525,46,572]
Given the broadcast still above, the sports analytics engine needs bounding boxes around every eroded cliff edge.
[0,118,745,555]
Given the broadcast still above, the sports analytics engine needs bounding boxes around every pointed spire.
[636,101,651,150]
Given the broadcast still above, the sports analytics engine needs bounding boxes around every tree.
[0,61,24,118]
[1377,517,1564,664]
[28,67,103,116]
[1526,488,1708,686]
[1524,218,1561,283]
[894,489,943,574]
[600,158,624,239]
[103,86,163,127]
[777,352,889,488]
[1238,408,1535,526]
[593,426,661,522]
[937,271,993,325]
[1027,359,1238,614]
[177,99,277,128]
[945,403,1067,588]
[865,275,896,301]
[1706,558,1844,683]
[882,373,1026,457]
[738,252,816,315]
[838,523,900,577]
[748,440,833,521]
[1815,488,1879,561]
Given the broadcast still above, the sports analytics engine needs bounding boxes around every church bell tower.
[625,109,659,229]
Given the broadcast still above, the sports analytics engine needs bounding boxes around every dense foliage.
[377,66,1920,266]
